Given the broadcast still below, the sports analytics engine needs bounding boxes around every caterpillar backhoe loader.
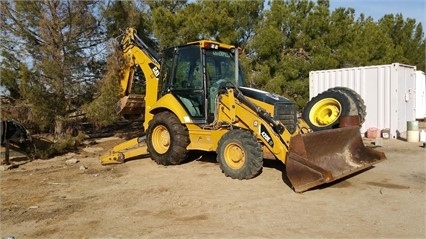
[100,28,386,192]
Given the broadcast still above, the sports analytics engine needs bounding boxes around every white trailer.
[309,63,425,138]
[415,70,426,119]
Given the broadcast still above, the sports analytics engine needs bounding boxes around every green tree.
[1,0,105,135]
[247,0,425,109]
[192,0,263,46]
[102,0,156,48]
[84,47,122,128]
[323,7,357,68]
[149,0,187,47]
[249,0,330,108]
[0,50,24,100]
[149,0,263,48]
[379,14,425,71]
[347,15,395,66]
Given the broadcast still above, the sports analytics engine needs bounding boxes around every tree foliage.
[1,0,105,134]
[102,0,156,49]
[149,0,263,48]
[247,0,424,108]
[83,46,122,128]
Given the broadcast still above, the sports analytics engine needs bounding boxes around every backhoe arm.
[100,28,163,165]
[115,28,161,127]
[120,28,160,96]
[119,27,160,96]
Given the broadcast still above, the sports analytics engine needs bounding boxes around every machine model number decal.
[149,63,160,79]
[260,124,274,147]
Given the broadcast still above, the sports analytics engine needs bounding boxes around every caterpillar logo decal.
[149,62,160,80]
[260,124,274,147]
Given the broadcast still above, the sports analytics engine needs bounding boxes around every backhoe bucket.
[286,126,386,192]
[115,94,145,116]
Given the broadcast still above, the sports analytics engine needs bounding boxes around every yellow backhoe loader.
[100,28,386,192]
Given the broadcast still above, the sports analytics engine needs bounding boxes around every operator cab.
[158,41,244,124]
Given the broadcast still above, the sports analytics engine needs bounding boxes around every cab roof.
[186,40,236,50]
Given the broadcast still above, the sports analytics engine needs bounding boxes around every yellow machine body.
[100,28,386,192]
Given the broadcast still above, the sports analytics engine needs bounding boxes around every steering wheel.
[212,79,229,88]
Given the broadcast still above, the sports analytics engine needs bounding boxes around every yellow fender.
[149,94,195,124]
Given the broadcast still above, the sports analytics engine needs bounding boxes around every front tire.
[216,130,263,179]
[147,111,189,165]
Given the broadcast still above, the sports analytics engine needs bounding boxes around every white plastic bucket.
[420,130,426,143]
[407,130,419,142]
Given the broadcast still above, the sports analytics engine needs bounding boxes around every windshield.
[205,49,244,87]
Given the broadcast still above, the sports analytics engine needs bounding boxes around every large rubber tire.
[146,111,189,165]
[216,129,263,180]
[327,87,366,124]
[302,90,353,131]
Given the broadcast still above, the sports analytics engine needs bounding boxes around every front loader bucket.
[286,126,386,192]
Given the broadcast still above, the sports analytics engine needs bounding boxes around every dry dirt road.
[1,137,425,239]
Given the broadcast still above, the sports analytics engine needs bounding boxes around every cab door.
[158,45,207,124]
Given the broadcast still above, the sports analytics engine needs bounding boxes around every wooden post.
[4,140,10,165]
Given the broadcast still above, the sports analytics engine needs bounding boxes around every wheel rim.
[151,125,170,154]
[224,143,245,170]
[309,98,341,127]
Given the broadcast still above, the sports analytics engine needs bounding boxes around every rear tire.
[302,90,352,131]
[147,111,189,165]
[216,130,263,179]
[327,87,366,124]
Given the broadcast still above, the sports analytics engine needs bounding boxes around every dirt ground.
[1,135,425,239]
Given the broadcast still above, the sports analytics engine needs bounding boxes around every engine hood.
[238,87,293,104]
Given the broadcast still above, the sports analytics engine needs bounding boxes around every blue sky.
[329,0,426,27]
